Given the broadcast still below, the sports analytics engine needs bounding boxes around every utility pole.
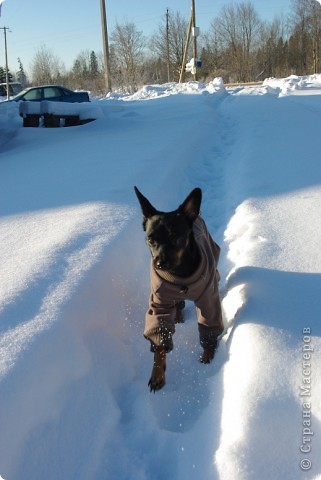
[179,15,192,83]
[100,0,112,93]
[179,0,200,82]
[1,27,10,101]
[166,9,170,83]
[191,0,197,81]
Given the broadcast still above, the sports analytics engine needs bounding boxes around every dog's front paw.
[200,348,215,364]
[149,348,166,392]
[148,366,166,393]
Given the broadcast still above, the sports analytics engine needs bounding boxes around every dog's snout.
[155,259,167,270]
[152,250,170,270]
[153,253,170,270]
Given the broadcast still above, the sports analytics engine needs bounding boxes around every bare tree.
[310,0,321,73]
[202,22,230,80]
[289,0,311,73]
[289,0,321,74]
[110,22,146,92]
[257,16,289,79]
[149,11,189,82]
[30,45,65,85]
[71,50,90,88]
[210,1,262,82]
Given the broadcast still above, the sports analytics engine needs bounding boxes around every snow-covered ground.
[1,74,321,480]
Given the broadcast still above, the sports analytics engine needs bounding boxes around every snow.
[18,100,105,119]
[19,101,41,115]
[0,74,321,479]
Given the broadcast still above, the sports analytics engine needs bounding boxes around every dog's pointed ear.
[178,188,202,223]
[134,186,158,219]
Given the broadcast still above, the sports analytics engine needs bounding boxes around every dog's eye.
[147,236,154,246]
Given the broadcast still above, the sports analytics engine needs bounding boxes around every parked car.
[11,85,90,103]
[0,81,23,97]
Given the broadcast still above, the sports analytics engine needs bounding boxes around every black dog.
[134,187,223,392]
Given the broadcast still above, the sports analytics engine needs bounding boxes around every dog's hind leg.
[148,347,166,393]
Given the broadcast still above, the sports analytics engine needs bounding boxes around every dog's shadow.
[148,303,228,435]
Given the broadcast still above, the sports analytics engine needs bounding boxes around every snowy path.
[1,88,230,479]
[1,77,321,479]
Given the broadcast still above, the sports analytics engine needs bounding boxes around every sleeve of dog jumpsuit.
[143,270,176,352]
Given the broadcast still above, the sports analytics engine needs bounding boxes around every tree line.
[2,0,321,95]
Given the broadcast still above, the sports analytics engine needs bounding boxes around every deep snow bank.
[214,82,321,479]
[0,202,134,379]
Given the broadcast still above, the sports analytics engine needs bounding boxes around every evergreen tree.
[90,51,99,79]
[0,66,13,83]
[16,57,27,86]
[0,66,5,83]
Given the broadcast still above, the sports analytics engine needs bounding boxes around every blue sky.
[1,0,292,76]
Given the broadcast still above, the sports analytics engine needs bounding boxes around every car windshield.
[13,88,42,101]
[23,89,42,100]
[12,88,31,100]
